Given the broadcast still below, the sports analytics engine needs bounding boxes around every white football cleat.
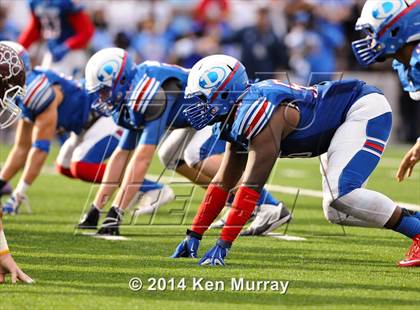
[241,202,292,236]
[134,185,175,216]
[210,207,257,229]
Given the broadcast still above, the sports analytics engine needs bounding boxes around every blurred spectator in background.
[399,91,420,143]
[195,0,230,33]
[114,31,131,51]
[132,17,171,63]
[221,7,288,80]
[18,0,94,78]
[285,0,353,84]
[285,11,319,84]
[90,9,113,53]
[0,6,19,41]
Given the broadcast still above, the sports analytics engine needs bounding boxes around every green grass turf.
[0,144,419,309]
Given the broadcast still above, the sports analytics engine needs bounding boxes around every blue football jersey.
[114,61,195,148]
[392,42,420,95]
[29,0,83,45]
[216,79,383,157]
[19,67,91,134]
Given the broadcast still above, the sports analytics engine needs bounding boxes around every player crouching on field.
[81,48,290,236]
[172,54,420,267]
[352,0,420,183]
[0,42,168,216]
[0,43,33,283]
[158,126,291,236]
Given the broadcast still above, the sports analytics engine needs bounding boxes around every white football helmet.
[184,54,248,130]
[352,0,420,65]
[85,47,135,115]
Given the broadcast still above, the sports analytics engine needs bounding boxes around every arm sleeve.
[233,95,275,143]
[118,129,142,151]
[18,12,41,49]
[138,106,171,146]
[65,11,95,49]
[24,75,56,121]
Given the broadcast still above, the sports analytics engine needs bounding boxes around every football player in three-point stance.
[0,42,168,216]
[352,0,420,184]
[0,43,33,283]
[171,54,420,267]
[82,48,289,236]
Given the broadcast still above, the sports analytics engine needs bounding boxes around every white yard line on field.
[20,165,420,211]
[152,175,420,212]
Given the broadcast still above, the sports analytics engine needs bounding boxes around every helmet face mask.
[91,86,114,116]
[352,0,419,66]
[0,85,24,129]
[352,25,387,65]
[0,43,26,129]
[183,93,224,130]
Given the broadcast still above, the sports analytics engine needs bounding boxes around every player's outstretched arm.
[0,120,33,182]
[397,139,420,182]
[172,143,247,259]
[219,113,284,241]
[0,219,33,284]
[199,106,294,266]
[111,144,156,210]
[19,98,58,186]
[92,147,132,209]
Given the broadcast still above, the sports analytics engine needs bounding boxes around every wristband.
[33,139,51,153]
[0,230,9,256]
[220,186,260,243]
[186,229,203,240]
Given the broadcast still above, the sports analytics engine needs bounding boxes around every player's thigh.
[157,128,196,169]
[72,117,121,163]
[56,133,80,168]
[323,93,392,200]
[184,126,225,168]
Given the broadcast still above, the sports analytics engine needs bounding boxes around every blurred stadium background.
[0,0,418,144]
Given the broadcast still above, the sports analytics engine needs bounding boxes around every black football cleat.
[97,206,123,236]
[76,205,100,230]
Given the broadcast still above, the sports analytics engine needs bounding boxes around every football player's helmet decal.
[0,43,25,129]
[183,54,248,130]
[1,41,31,73]
[352,0,420,65]
[85,48,135,116]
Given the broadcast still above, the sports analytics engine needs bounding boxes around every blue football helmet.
[183,54,248,130]
[352,0,420,66]
[85,48,135,116]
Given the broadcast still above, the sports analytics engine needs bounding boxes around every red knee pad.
[70,161,106,183]
[56,164,75,179]
[221,186,260,242]
[191,184,229,236]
